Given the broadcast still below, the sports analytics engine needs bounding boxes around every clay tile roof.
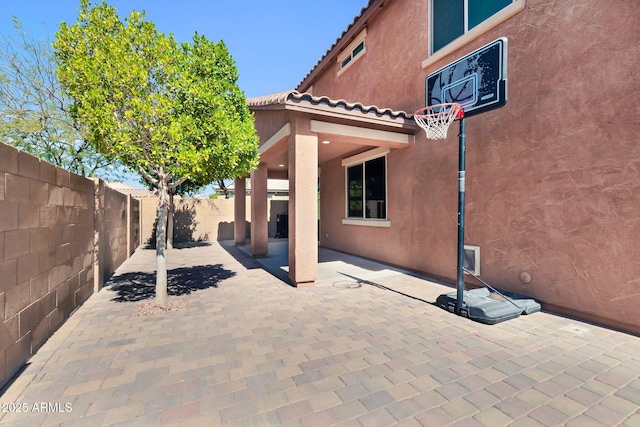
[247,90,410,120]
[246,90,295,107]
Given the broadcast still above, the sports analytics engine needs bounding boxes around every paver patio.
[1,241,639,426]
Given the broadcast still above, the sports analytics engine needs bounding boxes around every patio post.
[250,164,269,257]
[288,118,318,287]
[234,177,247,245]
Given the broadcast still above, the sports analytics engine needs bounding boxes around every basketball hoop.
[413,103,464,140]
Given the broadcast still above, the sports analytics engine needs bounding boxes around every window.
[431,0,515,53]
[347,156,386,220]
[347,164,363,217]
[337,29,367,75]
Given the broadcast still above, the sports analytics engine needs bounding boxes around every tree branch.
[167,176,188,190]
[138,165,158,186]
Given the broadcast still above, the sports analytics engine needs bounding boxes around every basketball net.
[413,103,463,140]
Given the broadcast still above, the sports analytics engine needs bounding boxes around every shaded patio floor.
[235,239,446,302]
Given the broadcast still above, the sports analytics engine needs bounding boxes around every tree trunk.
[219,179,230,199]
[167,192,174,250]
[155,177,169,308]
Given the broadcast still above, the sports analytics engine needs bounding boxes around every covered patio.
[234,90,418,287]
[234,239,441,297]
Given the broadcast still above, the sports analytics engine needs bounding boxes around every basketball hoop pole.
[455,118,467,315]
[424,37,510,321]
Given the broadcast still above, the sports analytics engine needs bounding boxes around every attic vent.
[340,40,365,69]
[337,29,367,75]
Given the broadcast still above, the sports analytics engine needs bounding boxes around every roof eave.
[250,102,415,131]
[283,103,414,130]
[248,90,419,132]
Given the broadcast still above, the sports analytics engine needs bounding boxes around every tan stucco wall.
[314,0,640,332]
[139,197,287,245]
[0,142,139,388]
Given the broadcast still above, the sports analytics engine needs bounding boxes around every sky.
[0,0,369,188]
[0,0,369,98]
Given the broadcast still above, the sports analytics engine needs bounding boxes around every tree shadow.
[147,200,200,246]
[173,201,200,242]
[172,241,211,249]
[107,264,236,302]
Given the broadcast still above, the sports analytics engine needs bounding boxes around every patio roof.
[247,90,414,127]
[247,90,418,176]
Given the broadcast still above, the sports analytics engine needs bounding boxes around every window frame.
[337,29,367,76]
[424,0,525,68]
[342,147,390,227]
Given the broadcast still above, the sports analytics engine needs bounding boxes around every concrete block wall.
[0,142,140,389]
[128,193,140,257]
[93,181,140,289]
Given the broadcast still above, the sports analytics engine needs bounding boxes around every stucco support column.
[288,122,318,287]
[234,177,247,245]
[250,164,269,257]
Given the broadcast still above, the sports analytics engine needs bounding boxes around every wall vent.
[464,245,480,276]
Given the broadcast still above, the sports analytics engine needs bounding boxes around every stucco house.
[234,0,640,334]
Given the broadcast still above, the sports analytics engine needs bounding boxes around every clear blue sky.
[1,0,369,98]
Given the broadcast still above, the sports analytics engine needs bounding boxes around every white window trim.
[342,147,389,167]
[423,0,525,69]
[342,218,391,228]
[337,28,367,76]
[343,148,389,226]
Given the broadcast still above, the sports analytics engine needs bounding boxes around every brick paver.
[1,241,640,426]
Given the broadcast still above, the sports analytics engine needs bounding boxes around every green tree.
[0,18,121,178]
[54,0,259,307]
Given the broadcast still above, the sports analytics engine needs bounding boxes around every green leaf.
[53,1,259,190]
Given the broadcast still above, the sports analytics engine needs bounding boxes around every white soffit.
[310,120,411,145]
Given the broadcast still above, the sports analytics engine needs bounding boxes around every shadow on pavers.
[218,241,265,271]
[337,272,435,306]
[142,241,212,250]
[107,264,236,302]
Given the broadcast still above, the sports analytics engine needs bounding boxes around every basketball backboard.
[426,37,507,118]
